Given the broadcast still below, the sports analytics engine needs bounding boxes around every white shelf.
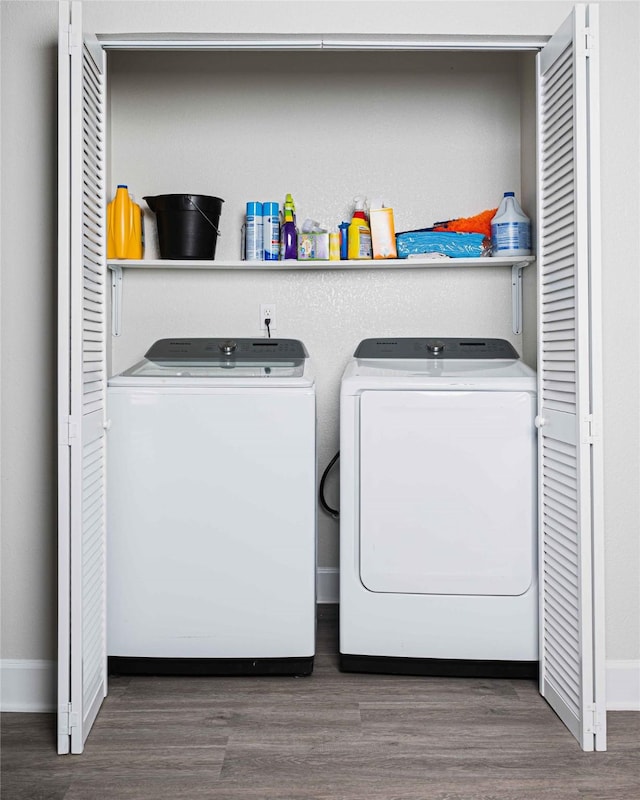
[107,256,534,270]
[107,256,535,336]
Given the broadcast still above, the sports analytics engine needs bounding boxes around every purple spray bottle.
[280,193,298,260]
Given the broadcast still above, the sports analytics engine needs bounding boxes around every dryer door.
[359,389,536,595]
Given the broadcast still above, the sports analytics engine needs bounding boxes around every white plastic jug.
[491,192,531,257]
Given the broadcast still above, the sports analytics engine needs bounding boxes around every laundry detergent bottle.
[491,192,531,257]
[347,196,372,260]
[107,185,144,259]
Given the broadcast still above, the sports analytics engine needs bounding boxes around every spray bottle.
[347,196,372,260]
[338,221,350,260]
[280,193,298,260]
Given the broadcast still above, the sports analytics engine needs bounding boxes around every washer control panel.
[145,338,308,363]
[354,338,520,359]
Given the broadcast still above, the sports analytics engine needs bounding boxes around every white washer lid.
[341,357,536,393]
[109,337,315,389]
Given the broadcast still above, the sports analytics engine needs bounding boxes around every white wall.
[1,1,59,661]
[598,0,640,666]
[107,46,529,572]
[1,0,638,709]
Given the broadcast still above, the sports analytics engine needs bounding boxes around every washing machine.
[340,337,538,678]
[107,338,316,676]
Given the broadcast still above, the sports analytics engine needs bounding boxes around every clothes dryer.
[107,338,316,676]
[340,337,537,677]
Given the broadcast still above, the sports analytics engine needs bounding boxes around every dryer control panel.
[353,338,519,360]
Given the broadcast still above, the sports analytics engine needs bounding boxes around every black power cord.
[319,451,340,519]
[264,317,272,338]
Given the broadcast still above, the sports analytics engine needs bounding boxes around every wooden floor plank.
[1,609,638,800]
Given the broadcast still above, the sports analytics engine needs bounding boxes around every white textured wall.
[1,1,638,672]
[112,267,521,568]
[110,49,525,263]
[108,47,529,568]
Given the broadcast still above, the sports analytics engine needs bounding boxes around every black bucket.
[144,194,224,259]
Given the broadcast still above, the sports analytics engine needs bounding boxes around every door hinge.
[583,413,599,444]
[68,24,82,55]
[59,416,79,446]
[58,703,79,735]
[585,703,604,734]
[584,28,595,57]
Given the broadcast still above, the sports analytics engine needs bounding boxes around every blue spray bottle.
[338,221,350,260]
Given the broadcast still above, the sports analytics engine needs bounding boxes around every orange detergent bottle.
[107,185,144,259]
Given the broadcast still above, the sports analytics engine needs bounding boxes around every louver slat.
[537,9,599,748]
[75,40,107,751]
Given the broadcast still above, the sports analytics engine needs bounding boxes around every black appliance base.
[339,653,538,679]
[108,655,314,677]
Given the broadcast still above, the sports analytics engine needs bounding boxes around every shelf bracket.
[110,265,123,337]
[511,264,524,335]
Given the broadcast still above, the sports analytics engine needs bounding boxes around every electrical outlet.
[259,303,276,331]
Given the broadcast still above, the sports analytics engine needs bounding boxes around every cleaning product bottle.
[245,201,263,261]
[347,196,372,260]
[280,193,298,260]
[338,221,350,260]
[329,232,341,261]
[491,192,531,257]
[262,201,280,261]
[107,185,143,259]
[369,196,397,259]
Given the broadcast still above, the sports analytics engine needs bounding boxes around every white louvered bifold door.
[537,4,605,752]
[58,1,108,755]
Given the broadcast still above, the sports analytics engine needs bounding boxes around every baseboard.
[606,660,640,710]
[316,567,339,603]
[0,659,56,712]
[1,646,637,713]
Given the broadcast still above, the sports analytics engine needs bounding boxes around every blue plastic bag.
[396,230,489,259]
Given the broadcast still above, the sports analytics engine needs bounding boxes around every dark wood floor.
[2,606,639,800]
